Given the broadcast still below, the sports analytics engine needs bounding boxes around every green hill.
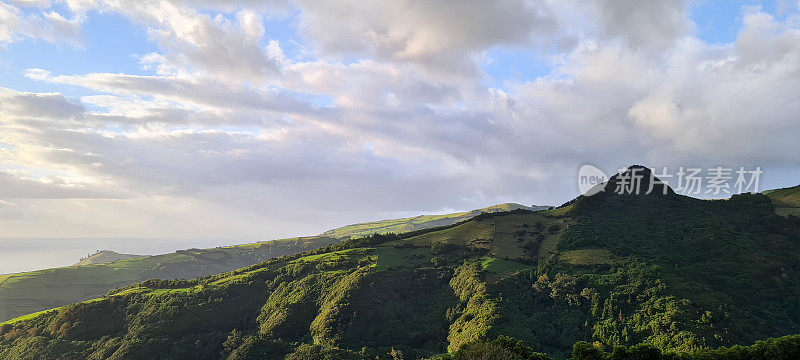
[74,251,145,266]
[2,166,800,359]
[0,203,544,323]
[765,184,800,217]
[0,237,337,323]
[319,203,550,239]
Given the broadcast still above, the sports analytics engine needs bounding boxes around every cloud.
[580,0,689,53]
[294,0,561,76]
[1,2,800,240]
[27,71,324,120]
[0,171,123,199]
[84,1,286,82]
[285,60,461,110]
[0,2,83,45]
[628,11,800,165]
[0,87,84,120]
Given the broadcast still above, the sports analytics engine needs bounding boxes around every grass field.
[765,184,800,217]
[320,203,548,239]
[542,203,573,217]
[388,211,563,261]
[765,184,800,206]
[74,250,145,266]
[292,248,370,264]
[1,308,61,325]
[480,257,530,275]
[0,236,338,322]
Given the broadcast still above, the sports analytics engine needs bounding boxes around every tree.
[571,341,606,360]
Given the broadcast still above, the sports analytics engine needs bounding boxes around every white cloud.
[294,0,561,76]
[1,2,800,240]
[627,12,800,164]
[0,171,124,199]
[86,1,286,82]
[0,2,83,45]
[0,87,84,119]
[579,0,689,53]
[27,71,320,118]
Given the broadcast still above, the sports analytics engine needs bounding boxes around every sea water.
[0,238,251,274]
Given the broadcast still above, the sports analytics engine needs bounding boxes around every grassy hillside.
[765,184,800,217]
[0,203,545,323]
[74,251,145,266]
[3,167,800,359]
[0,237,336,322]
[320,203,550,239]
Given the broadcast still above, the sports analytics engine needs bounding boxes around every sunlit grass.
[0,308,60,325]
[0,274,13,286]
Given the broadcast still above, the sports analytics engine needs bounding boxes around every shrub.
[451,336,550,360]
[431,242,459,255]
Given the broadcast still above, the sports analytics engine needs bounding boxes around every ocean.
[0,238,253,274]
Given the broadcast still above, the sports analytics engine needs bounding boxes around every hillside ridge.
[0,202,549,323]
[74,250,145,266]
[2,170,800,359]
[4,167,800,359]
[319,202,550,239]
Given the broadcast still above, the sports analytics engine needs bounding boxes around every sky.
[1,0,800,243]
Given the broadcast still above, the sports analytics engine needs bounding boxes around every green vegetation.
[0,203,545,323]
[74,250,145,266]
[0,236,338,322]
[3,167,800,359]
[2,308,61,325]
[765,184,800,217]
[320,203,549,239]
[557,249,621,266]
[441,334,800,360]
[566,334,800,360]
[481,257,530,276]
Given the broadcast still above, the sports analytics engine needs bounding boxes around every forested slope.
[0,203,544,322]
[3,167,800,359]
